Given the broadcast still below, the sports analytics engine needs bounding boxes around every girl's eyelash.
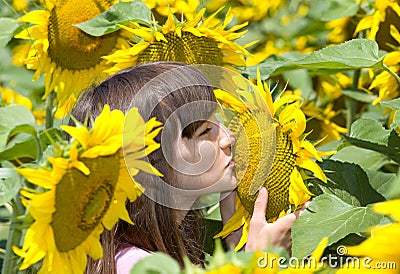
[199,127,212,136]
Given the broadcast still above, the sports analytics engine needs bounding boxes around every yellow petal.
[15,168,57,189]
[373,199,400,220]
[60,126,90,150]
[214,201,248,238]
[298,159,327,183]
[310,237,328,261]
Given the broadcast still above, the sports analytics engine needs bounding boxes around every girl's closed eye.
[199,127,212,136]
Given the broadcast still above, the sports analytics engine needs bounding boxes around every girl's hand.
[245,187,308,253]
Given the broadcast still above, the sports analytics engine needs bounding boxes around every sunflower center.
[79,183,113,231]
[231,111,296,221]
[136,32,223,65]
[376,6,400,52]
[51,154,120,252]
[47,0,118,70]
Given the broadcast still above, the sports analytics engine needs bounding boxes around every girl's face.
[174,113,237,194]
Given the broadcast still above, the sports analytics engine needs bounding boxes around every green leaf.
[331,146,390,170]
[297,39,380,68]
[0,168,21,206]
[365,170,400,200]
[282,69,316,100]
[75,1,152,36]
[130,252,180,274]
[0,139,38,162]
[345,119,400,163]
[249,39,383,80]
[349,118,390,145]
[342,89,377,103]
[0,128,61,162]
[7,124,37,144]
[0,18,19,48]
[310,0,360,21]
[393,111,400,129]
[292,194,387,258]
[0,106,38,160]
[380,98,400,111]
[0,105,36,135]
[310,160,385,206]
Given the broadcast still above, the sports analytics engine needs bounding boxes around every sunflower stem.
[45,91,56,129]
[383,63,400,85]
[2,197,25,274]
[345,69,360,132]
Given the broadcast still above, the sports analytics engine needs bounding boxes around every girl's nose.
[219,123,236,149]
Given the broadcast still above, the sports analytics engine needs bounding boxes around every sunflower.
[214,69,328,250]
[301,101,348,145]
[326,17,358,44]
[103,7,254,74]
[13,105,162,273]
[13,0,130,109]
[355,0,400,51]
[369,51,400,105]
[354,0,400,104]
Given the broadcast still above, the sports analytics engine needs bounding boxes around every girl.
[72,62,301,273]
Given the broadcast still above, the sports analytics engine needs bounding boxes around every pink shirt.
[115,246,150,273]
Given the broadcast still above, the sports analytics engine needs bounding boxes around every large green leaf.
[330,146,390,170]
[0,105,36,135]
[7,124,37,144]
[349,119,389,145]
[0,106,37,162]
[365,170,400,200]
[0,18,19,48]
[344,119,400,163]
[309,160,385,206]
[0,139,38,162]
[248,39,384,79]
[75,1,152,36]
[0,168,21,206]
[292,194,387,258]
[130,252,180,274]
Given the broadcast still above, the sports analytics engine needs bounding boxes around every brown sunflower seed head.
[229,110,296,221]
[51,154,120,252]
[137,32,224,66]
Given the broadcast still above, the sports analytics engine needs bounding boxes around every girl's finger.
[251,187,268,222]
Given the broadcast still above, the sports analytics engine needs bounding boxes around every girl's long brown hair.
[71,62,216,273]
